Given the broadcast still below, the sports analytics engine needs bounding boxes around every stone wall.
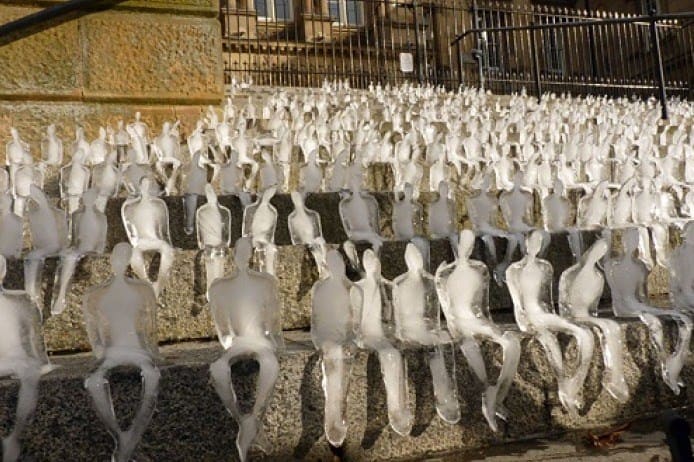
[0,0,224,155]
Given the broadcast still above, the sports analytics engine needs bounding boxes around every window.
[329,0,363,26]
[641,0,660,14]
[255,0,292,20]
[477,10,508,71]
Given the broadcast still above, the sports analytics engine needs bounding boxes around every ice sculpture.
[89,127,109,166]
[427,181,457,244]
[288,191,325,268]
[499,171,534,250]
[392,243,460,424]
[392,183,424,241]
[234,129,259,191]
[311,250,355,446]
[208,237,283,462]
[558,239,629,403]
[542,179,582,261]
[187,120,207,159]
[183,149,212,235]
[72,127,91,161]
[25,185,69,304]
[506,230,595,414]
[0,255,55,462]
[41,124,63,166]
[350,249,413,436]
[0,192,23,259]
[127,124,149,165]
[6,128,31,180]
[12,162,44,217]
[466,174,516,284]
[242,186,278,275]
[52,189,108,315]
[300,149,323,193]
[258,148,281,191]
[670,222,694,312]
[435,230,521,431]
[82,243,160,462]
[153,121,182,195]
[121,177,175,296]
[60,148,91,214]
[113,120,130,163]
[196,184,231,293]
[91,151,122,212]
[577,180,609,230]
[219,150,243,195]
[605,228,692,394]
[339,179,383,254]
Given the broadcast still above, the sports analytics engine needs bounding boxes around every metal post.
[412,0,422,84]
[471,0,484,90]
[457,41,464,87]
[530,23,542,101]
[649,8,668,120]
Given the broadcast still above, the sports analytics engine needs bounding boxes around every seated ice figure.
[113,120,130,163]
[41,124,63,166]
[427,181,458,253]
[196,184,231,294]
[288,191,325,267]
[82,243,161,462]
[577,180,610,230]
[187,120,207,160]
[350,249,413,436]
[605,228,692,394]
[339,178,383,257]
[6,128,32,184]
[126,124,149,165]
[311,250,355,447]
[392,183,424,241]
[219,150,244,195]
[500,170,535,252]
[60,148,91,215]
[0,255,55,462]
[152,122,182,195]
[71,127,91,161]
[121,177,175,297]
[0,192,23,259]
[435,230,521,431]
[88,127,110,166]
[91,151,122,212]
[392,243,460,424]
[242,186,278,275]
[24,185,69,304]
[182,149,213,236]
[12,162,44,217]
[208,237,283,462]
[300,149,323,194]
[51,189,108,315]
[506,230,595,414]
[542,179,582,261]
[258,148,281,192]
[558,239,629,403]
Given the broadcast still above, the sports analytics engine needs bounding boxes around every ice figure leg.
[23,257,44,304]
[480,234,498,270]
[261,244,278,276]
[459,337,488,383]
[495,331,521,421]
[204,248,226,294]
[51,252,82,315]
[209,353,242,422]
[116,363,160,462]
[495,234,518,285]
[13,196,25,217]
[586,318,629,403]
[321,344,351,446]
[95,194,109,213]
[639,312,670,389]
[183,194,199,236]
[280,163,291,192]
[154,244,175,297]
[637,226,655,270]
[373,341,412,436]
[68,195,81,215]
[129,248,149,282]
[651,224,669,268]
[85,367,124,460]
[2,367,41,462]
[428,345,460,424]
[663,313,692,395]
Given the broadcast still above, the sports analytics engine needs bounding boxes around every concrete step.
[5,325,692,461]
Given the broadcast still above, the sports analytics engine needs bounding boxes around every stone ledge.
[0,0,220,18]
[3,325,692,461]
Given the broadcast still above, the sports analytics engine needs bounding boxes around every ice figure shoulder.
[196,184,232,250]
[288,191,323,245]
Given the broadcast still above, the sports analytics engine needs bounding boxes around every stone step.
[5,325,692,461]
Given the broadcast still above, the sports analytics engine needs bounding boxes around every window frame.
[329,0,364,26]
[255,0,293,22]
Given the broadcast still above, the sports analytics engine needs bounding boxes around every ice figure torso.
[543,194,571,231]
[393,199,419,239]
[0,293,43,361]
[606,256,649,317]
[446,262,487,320]
[95,278,154,350]
[248,201,276,245]
[428,196,454,237]
[289,206,319,244]
[467,192,497,231]
[559,264,602,318]
[212,272,274,343]
[198,205,225,248]
[74,207,107,253]
[342,193,377,233]
[312,277,352,345]
[355,278,385,340]
[509,258,553,331]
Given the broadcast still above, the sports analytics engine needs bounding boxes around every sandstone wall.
[0,0,224,154]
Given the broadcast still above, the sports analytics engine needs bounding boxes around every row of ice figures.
[5,84,694,204]
[3,220,694,462]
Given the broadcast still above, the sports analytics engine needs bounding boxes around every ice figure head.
[140,176,153,198]
[205,183,218,205]
[326,250,346,278]
[363,249,380,276]
[47,125,56,136]
[99,127,107,140]
[526,230,544,258]
[111,242,133,276]
[10,127,19,140]
[402,182,413,201]
[162,122,171,134]
[458,229,475,259]
[290,191,304,209]
[404,243,424,272]
[234,236,253,270]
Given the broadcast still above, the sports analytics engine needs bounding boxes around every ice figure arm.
[158,202,172,244]
[138,283,159,358]
[82,291,105,359]
[209,287,236,349]
[265,279,284,352]
[24,298,49,364]
[349,285,363,339]
[121,203,139,244]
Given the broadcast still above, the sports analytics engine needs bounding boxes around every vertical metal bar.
[649,10,668,119]
[412,2,421,83]
[530,22,541,101]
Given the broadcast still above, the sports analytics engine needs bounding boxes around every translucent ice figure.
[91,151,122,212]
[0,192,23,259]
[242,186,278,275]
[350,249,413,435]
[41,124,63,166]
[121,177,175,297]
[311,250,355,447]
[466,174,516,284]
[113,120,130,163]
[196,184,231,293]
[187,120,207,160]
[258,148,281,192]
[60,148,91,215]
[670,222,694,313]
[72,127,91,161]
[300,150,323,193]
[542,179,582,261]
[392,244,461,424]
[152,122,182,195]
[89,127,110,166]
[558,239,629,403]
[12,162,44,217]
[435,230,521,431]
[234,130,259,191]
[220,150,244,195]
[126,124,149,165]
[82,243,160,462]
[288,191,326,267]
[577,180,610,230]
[6,128,31,183]
[427,181,458,253]
[0,255,55,462]
[51,189,108,315]
[208,237,283,462]
[339,178,383,254]
[392,183,424,241]
[499,171,534,248]
[182,149,213,235]
[506,230,595,414]
[25,185,69,304]
[605,228,692,395]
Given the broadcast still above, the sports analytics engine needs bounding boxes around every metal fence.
[220,0,693,98]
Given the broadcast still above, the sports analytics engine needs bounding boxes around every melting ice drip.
[436,230,520,431]
[82,243,160,462]
[208,237,283,462]
[506,230,595,415]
